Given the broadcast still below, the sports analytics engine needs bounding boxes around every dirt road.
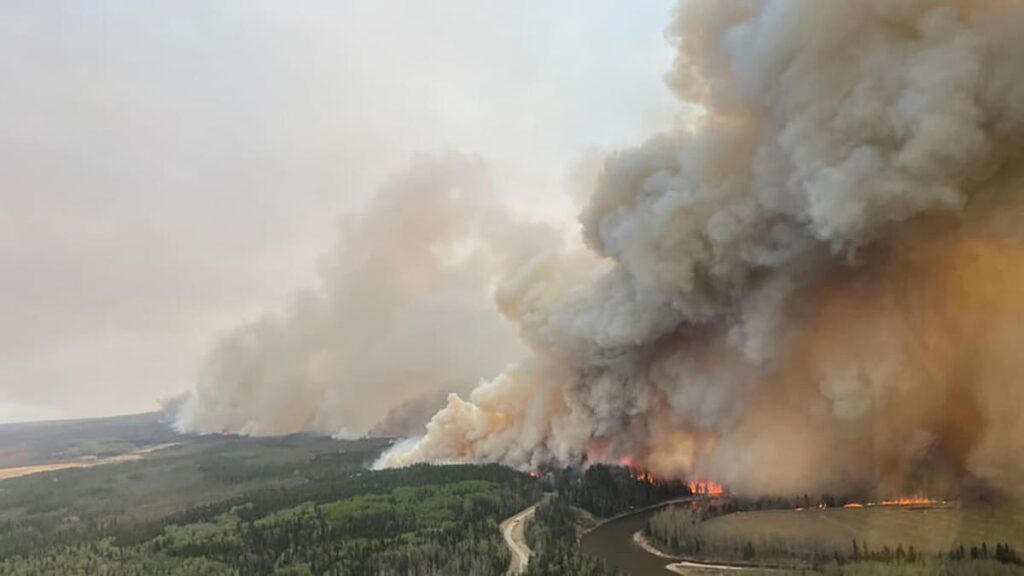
[501,503,538,575]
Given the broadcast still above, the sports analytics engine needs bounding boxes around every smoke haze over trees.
[177,156,556,438]
[180,0,1024,500]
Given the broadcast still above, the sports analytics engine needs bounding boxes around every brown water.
[580,508,675,575]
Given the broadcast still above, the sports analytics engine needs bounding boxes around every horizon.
[1,0,676,425]
[3,3,1024,574]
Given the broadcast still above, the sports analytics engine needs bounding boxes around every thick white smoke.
[176,155,557,438]
[382,0,1024,498]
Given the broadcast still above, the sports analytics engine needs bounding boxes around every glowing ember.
[528,471,541,478]
[688,480,725,496]
[800,496,945,511]
[877,496,944,506]
[627,467,656,483]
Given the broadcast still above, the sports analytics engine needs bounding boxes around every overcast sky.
[0,0,677,424]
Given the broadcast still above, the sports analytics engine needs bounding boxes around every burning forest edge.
[169,0,1024,507]
[1,416,1022,576]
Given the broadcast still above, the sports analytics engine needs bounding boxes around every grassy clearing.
[697,505,1024,554]
[649,504,1024,574]
[0,412,179,468]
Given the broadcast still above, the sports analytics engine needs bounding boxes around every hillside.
[0,415,543,575]
[0,412,178,468]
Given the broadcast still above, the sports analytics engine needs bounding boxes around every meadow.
[648,501,1024,574]
[698,505,1024,556]
[0,412,179,468]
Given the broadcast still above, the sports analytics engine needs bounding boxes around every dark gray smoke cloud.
[382,0,1024,500]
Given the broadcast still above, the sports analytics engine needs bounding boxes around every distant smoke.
[367,390,449,438]
[382,0,1024,499]
[176,155,556,438]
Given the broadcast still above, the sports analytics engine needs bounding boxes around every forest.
[0,427,548,576]
[0,418,697,576]
[7,423,1020,576]
[521,464,691,576]
[0,420,689,576]
[0,461,539,576]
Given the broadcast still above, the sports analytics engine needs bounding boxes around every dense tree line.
[554,465,689,518]
[946,542,1021,565]
[7,460,694,576]
[518,465,695,576]
[524,496,617,576]
[110,463,535,546]
[0,436,390,558]
[0,465,540,576]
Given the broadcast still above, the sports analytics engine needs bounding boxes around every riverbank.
[580,497,696,536]
[632,530,676,560]
[582,498,793,575]
[581,498,701,575]
[633,531,761,574]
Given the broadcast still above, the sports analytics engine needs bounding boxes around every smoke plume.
[176,155,556,438]
[381,0,1024,499]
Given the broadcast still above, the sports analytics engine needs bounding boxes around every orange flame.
[877,496,944,506]
[634,470,655,483]
[804,496,945,511]
[626,466,657,483]
[688,480,725,496]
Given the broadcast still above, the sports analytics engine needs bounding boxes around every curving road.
[665,560,754,574]
[500,503,538,575]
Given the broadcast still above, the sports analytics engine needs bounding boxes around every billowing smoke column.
[382,0,1024,499]
[176,155,556,438]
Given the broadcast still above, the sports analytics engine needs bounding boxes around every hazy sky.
[0,0,677,424]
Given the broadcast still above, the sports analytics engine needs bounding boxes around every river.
[580,506,677,575]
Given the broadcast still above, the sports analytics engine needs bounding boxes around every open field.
[641,502,1024,575]
[0,413,397,559]
[0,412,179,468]
[698,505,1024,554]
[0,442,180,481]
[0,431,390,529]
